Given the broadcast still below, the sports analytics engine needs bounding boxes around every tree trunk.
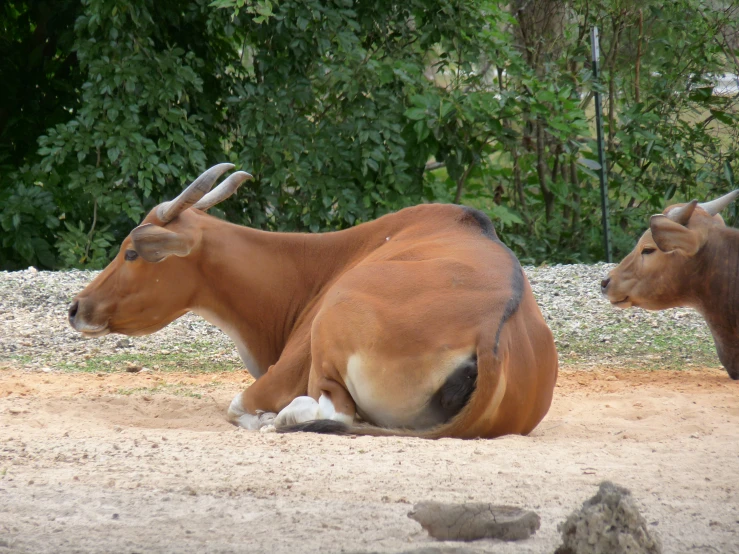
[536,119,554,223]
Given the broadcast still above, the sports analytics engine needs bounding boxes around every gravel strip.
[0,264,718,373]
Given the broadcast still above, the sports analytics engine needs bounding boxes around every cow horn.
[666,200,698,226]
[157,163,235,223]
[698,189,739,216]
[192,171,252,212]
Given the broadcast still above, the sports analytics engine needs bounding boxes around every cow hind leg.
[273,393,354,428]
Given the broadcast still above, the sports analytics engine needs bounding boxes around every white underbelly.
[343,351,470,428]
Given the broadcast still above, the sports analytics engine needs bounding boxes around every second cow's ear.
[649,215,702,256]
[130,224,195,263]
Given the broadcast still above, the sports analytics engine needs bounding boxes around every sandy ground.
[1,366,738,554]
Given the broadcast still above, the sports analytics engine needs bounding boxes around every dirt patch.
[1,367,738,553]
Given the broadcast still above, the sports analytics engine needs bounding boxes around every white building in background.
[712,73,739,96]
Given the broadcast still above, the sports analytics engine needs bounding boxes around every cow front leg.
[227,334,312,429]
[227,392,277,430]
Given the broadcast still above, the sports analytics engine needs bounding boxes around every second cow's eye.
[642,247,656,256]
[125,249,139,262]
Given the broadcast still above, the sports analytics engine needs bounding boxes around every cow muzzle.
[600,276,632,307]
[68,299,109,337]
[600,277,611,295]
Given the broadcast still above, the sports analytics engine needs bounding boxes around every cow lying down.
[69,164,558,438]
[602,190,739,379]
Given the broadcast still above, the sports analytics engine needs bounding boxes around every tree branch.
[454,161,475,204]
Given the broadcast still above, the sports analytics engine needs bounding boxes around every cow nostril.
[68,300,79,321]
[600,278,611,292]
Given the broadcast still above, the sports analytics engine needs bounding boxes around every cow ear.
[649,215,702,256]
[130,224,194,263]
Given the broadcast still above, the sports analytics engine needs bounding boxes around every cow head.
[68,164,251,337]
[601,190,738,311]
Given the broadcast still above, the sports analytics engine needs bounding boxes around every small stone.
[408,502,540,542]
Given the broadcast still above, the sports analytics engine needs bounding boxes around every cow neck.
[189,217,384,375]
[695,227,739,378]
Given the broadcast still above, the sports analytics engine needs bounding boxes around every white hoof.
[228,392,277,430]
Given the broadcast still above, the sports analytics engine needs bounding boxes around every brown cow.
[601,190,739,379]
[68,164,558,438]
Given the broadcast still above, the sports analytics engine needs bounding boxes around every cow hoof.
[228,392,278,430]
[260,424,277,434]
[256,411,276,427]
[231,412,276,430]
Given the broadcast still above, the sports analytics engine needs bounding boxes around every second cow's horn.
[698,189,739,216]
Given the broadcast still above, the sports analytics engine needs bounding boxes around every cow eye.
[124,249,139,262]
[641,247,656,255]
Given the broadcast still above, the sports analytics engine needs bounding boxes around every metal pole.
[591,27,612,263]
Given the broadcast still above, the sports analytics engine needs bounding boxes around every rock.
[116,338,132,348]
[125,362,142,373]
[408,501,540,542]
[555,481,662,554]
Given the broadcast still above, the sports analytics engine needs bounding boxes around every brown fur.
[70,203,558,437]
[603,201,739,379]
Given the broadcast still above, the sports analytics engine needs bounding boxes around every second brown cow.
[602,190,739,379]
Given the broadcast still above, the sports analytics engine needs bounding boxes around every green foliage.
[217,0,499,231]
[1,0,738,269]
[0,1,83,171]
[33,0,219,268]
[0,174,59,269]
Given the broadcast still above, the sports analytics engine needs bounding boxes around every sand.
[1,366,738,553]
